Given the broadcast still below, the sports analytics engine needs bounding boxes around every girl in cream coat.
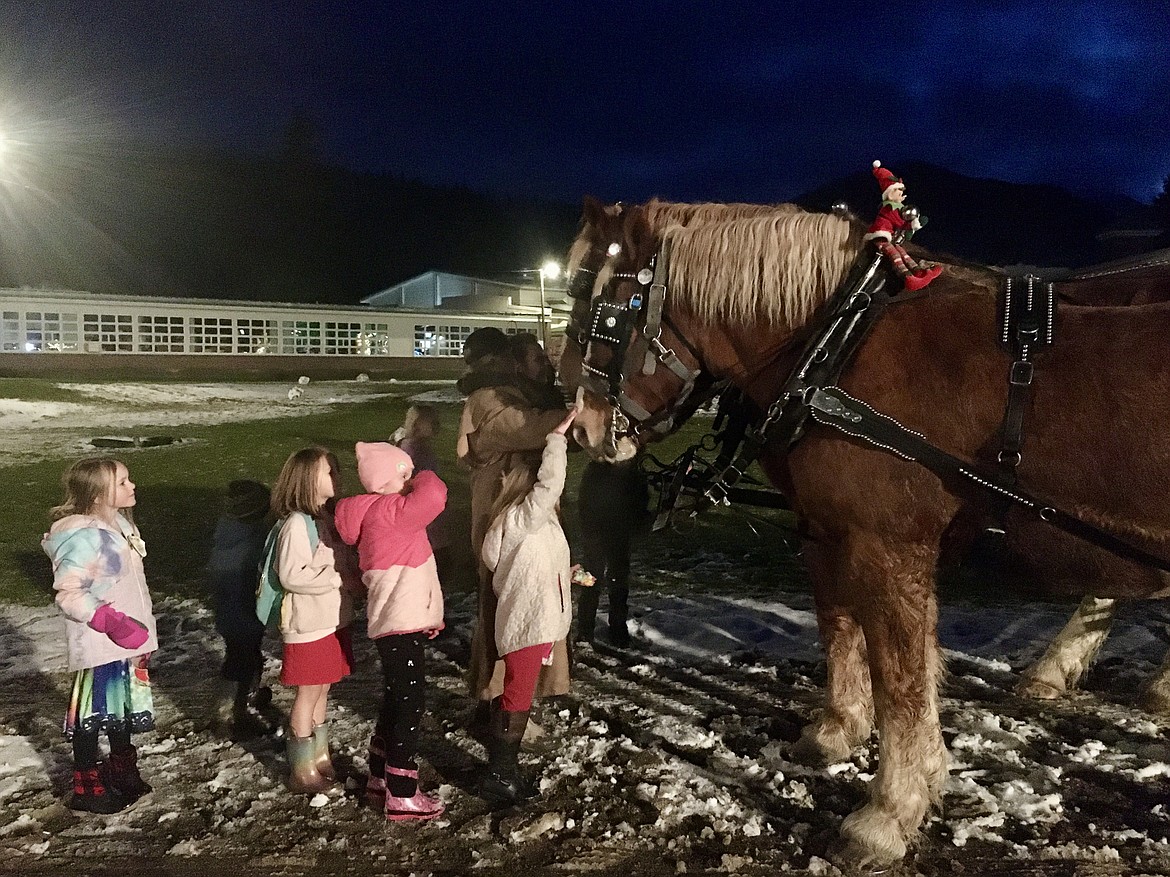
[478,408,577,802]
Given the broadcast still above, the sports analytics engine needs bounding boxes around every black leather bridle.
[576,239,712,449]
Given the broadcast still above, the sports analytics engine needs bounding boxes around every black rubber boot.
[71,767,130,814]
[607,577,631,648]
[479,707,535,804]
[104,746,152,802]
[232,682,278,739]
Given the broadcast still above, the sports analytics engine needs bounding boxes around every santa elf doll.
[864,160,942,292]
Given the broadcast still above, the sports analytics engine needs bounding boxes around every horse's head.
[569,204,713,461]
[559,195,626,402]
[569,205,867,460]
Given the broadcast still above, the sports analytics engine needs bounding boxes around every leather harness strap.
[995,273,1056,479]
[807,385,1170,574]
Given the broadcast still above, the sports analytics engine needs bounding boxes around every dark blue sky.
[4,1,1169,205]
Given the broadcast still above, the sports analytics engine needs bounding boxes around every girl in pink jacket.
[334,441,446,822]
[43,458,158,814]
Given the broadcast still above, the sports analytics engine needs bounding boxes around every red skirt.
[281,627,354,686]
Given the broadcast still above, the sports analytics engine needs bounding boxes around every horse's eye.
[607,242,622,257]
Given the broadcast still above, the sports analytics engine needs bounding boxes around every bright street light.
[537,260,561,347]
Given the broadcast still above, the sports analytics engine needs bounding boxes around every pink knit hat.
[356,442,414,494]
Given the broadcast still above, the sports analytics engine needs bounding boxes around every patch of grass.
[0,381,807,610]
[0,379,95,403]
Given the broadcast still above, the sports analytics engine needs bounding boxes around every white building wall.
[0,289,542,358]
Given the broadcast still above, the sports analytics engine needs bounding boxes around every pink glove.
[88,604,150,650]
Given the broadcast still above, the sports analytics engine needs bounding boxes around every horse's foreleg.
[792,540,874,764]
[1016,596,1116,699]
[792,609,873,764]
[839,543,947,867]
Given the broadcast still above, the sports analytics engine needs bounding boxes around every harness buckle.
[997,449,1022,468]
[1009,361,1034,386]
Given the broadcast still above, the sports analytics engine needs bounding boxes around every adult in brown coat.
[456,330,570,717]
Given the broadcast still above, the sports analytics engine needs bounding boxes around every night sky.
[3,1,1169,205]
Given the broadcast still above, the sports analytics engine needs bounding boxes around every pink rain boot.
[383,765,444,822]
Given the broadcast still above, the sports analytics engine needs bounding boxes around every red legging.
[500,643,552,712]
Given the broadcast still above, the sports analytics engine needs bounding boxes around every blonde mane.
[664,211,866,330]
[566,199,803,278]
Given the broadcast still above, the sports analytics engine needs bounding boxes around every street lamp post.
[537,259,560,348]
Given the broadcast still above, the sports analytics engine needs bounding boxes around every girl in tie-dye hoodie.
[43,457,158,815]
[334,441,446,822]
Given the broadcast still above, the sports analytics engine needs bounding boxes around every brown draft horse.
[564,197,1170,711]
[1013,249,1170,702]
[563,205,1170,866]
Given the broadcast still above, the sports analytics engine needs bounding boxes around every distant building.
[0,274,571,377]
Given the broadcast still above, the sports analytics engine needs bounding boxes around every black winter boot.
[104,745,152,801]
[71,766,129,814]
[232,682,278,739]
[607,577,631,647]
[479,707,535,804]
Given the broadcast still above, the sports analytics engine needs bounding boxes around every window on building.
[414,324,481,357]
[438,325,473,357]
[324,321,362,355]
[413,325,437,356]
[236,319,277,354]
[1,312,18,351]
[138,315,185,353]
[42,312,80,352]
[83,313,134,352]
[359,323,390,355]
[281,320,321,354]
[189,317,234,353]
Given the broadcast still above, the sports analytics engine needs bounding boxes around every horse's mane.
[566,199,804,278]
[664,211,866,329]
[643,198,803,227]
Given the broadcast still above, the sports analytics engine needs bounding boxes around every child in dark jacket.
[576,457,649,647]
[207,479,277,739]
[334,442,447,822]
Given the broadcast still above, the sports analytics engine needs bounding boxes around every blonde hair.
[271,446,336,518]
[487,463,544,529]
[52,457,133,523]
[403,404,440,440]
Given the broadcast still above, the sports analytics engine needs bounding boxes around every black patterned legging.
[374,633,427,774]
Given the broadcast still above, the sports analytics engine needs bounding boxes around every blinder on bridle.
[565,241,624,347]
[578,241,706,446]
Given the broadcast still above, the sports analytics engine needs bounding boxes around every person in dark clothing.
[575,457,649,647]
[508,332,565,411]
[207,479,278,739]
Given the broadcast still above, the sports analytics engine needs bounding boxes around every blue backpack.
[255,512,318,626]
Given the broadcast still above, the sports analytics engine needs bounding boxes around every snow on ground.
[4,586,1170,875]
[4,383,1170,875]
[0,379,456,465]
